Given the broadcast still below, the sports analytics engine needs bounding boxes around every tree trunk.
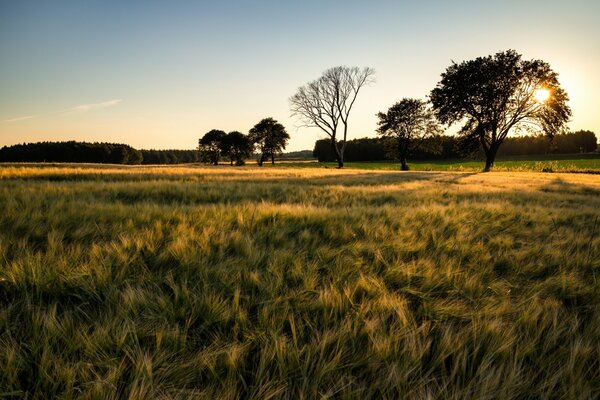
[331,138,343,168]
[271,154,275,165]
[257,153,266,166]
[398,139,409,171]
[483,143,499,172]
[400,154,409,171]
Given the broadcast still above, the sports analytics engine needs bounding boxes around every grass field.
[276,153,600,173]
[1,164,599,399]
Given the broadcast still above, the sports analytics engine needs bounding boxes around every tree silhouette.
[198,129,226,165]
[377,98,442,170]
[222,131,252,166]
[290,66,375,168]
[248,118,290,166]
[430,50,571,171]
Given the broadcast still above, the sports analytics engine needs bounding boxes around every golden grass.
[0,164,598,399]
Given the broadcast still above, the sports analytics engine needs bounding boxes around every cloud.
[3,115,37,123]
[70,99,122,113]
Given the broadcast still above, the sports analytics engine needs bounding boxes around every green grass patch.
[276,153,600,173]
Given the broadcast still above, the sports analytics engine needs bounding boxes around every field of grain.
[1,164,599,399]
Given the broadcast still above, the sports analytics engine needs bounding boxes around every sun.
[535,88,550,103]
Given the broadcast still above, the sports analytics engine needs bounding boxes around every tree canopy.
[430,50,571,171]
[377,98,442,170]
[198,129,227,165]
[289,66,375,168]
[248,118,290,166]
[222,131,252,166]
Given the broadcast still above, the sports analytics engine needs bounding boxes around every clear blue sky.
[1,0,599,150]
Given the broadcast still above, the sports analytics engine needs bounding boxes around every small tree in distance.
[248,118,290,166]
[430,50,571,171]
[198,129,226,165]
[290,66,375,168]
[376,98,442,170]
[222,131,252,166]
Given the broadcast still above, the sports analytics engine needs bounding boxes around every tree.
[248,118,290,166]
[222,131,252,166]
[376,98,442,170]
[290,66,375,168]
[430,50,571,171]
[198,129,226,165]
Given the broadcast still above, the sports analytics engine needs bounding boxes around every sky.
[1,0,599,151]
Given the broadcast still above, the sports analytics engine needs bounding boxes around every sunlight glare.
[535,88,550,103]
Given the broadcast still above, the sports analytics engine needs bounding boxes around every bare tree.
[290,66,375,168]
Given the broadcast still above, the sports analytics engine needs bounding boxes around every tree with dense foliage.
[430,50,571,171]
[248,118,290,166]
[290,66,375,168]
[376,98,442,170]
[198,129,226,165]
[221,131,252,166]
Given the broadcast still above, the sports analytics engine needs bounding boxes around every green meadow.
[277,153,600,173]
[0,165,599,399]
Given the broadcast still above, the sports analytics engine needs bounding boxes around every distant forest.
[313,130,598,162]
[0,130,596,164]
[0,141,200,164]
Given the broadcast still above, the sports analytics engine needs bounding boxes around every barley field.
[1,164,599,399]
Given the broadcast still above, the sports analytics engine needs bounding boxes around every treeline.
[139,149,200,164]
[0,141,143,164]
[313,131,598,162]
[496,130,597,156]
[0,141,204,165]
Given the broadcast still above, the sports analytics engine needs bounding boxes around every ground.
[0,164,599,399]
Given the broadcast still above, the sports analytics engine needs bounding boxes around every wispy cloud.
[69,99,123,113]
[3,115,37,123]
[3,99,123,122]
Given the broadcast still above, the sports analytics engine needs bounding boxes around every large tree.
[222,131,252,166]
[248,118,290,166]
[430,50,571,171]
[290,66,375,168]
[376,98,442,170]
[198,129,226,165]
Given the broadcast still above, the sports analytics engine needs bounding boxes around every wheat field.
[0,164,599,399]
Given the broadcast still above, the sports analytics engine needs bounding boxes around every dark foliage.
[278,150,315,160]
[248,118,290,166]
[313,131,598,163]
[313,138,386,162]
[0,141,143,164]
[431,50,572,171]
[377,98,442,170]
[140,149,200,164]
[199,129,227,165]
[222,131,252,166]
[498,130,597,156]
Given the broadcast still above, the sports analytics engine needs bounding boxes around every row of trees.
[140,149,200,164]
[313,131,598,163]
[198,118,290,166]
[290,50,573,171]
[0,142,210,165]
[0,141,143,164]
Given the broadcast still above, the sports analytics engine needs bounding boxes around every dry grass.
[0,164,599,399]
